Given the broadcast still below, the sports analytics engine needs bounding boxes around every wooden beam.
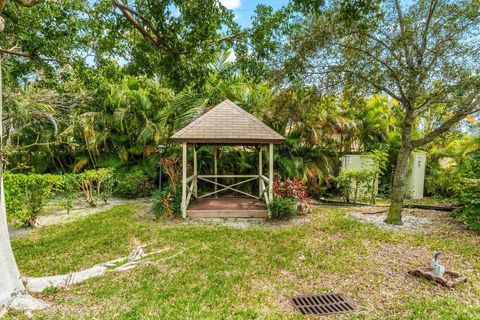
[268,143,274,212]
[197,176,258,199]
[259,146,263,198]
[188,210,268,219]
[198,175,258,178]
[193,145,197,198]
[182,142,187,218]
[260,179,268,203]
[213,146,218,197]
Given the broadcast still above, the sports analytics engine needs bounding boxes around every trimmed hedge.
[4,168,115,227]
[4,173,63,227]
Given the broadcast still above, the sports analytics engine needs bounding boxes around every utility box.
[406,152,426,200]
[339,155,378,199]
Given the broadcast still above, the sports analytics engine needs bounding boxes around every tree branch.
[330,41,407,102]
[0,46,68,64]
[306,66,403,102]
[417,0,437,66]
[0,47,31,58]
[411,96,480,148]
[111,0,182,54]
[394,0,414,68]
[13,0,41,7]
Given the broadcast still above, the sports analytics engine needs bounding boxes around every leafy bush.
[115,168,155,198]
[268,197,298,219]
[273,177,311,213]
[425,167,458,197]
[78,168,115,207]
[335,169,376,203]
[60,174,80,213]
[453,179,480,230]
[152,186,182,218]
[4,173,63,226]
[4,169,116,225]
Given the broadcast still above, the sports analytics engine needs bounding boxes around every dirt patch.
[349,211,430,232]
[179,215,314,229]
[349,207,477,237]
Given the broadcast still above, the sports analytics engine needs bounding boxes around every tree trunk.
[0,58,25,308]
[0,178,26,306]
[385,145,411,224]
[385,109,414,225]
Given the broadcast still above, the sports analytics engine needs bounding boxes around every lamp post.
[157,144,166,192]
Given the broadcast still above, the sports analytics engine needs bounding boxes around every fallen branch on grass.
[1,243,184,317]
[24,245,175,293]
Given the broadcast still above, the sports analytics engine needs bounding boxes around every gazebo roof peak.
[171,99,285,144]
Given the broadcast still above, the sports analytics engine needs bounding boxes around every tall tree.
[0,0,86,312]
[284,0,480,224]
[87,0,239,90]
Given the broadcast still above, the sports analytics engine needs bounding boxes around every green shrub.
[152,186,182,218]
[336,168,376,203]
[60,174,80,213]
[78,168,115,207]
[4,173,63,227]
[3,169,115,225]
[116,168,155,198]
[268,197,298,219]
[453,179,480,230]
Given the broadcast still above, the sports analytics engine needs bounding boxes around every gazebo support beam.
[193,145,197,198]
[181,142,187,218]
[258,146,263,198]
[213,146,218,198]
[268,143,273,215]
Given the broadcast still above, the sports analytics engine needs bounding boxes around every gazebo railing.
[181,143,275,218]
[260,175,271,204]
[197,175,259,199]
[181,173,272,215]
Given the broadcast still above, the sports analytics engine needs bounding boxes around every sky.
[220,0,290,27]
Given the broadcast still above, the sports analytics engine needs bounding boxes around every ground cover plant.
[4,204,480,319]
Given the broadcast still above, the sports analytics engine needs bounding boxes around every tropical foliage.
[0,0,478,229]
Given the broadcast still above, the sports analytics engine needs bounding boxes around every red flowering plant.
[273,177,311,213]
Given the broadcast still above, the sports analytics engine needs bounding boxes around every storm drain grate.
[290,292,356,316]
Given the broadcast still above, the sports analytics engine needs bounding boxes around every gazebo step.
[186,197,268,219]
[187,210,268,218]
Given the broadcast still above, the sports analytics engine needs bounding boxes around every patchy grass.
[7,204,480,319]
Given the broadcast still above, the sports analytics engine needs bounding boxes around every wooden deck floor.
[187,197,268,218]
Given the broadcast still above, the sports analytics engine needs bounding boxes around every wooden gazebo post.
[258,146,263,198]
[269,143,274,206]
[181,142,187,218]
[172,100,284,219]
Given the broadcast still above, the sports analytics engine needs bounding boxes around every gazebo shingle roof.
[171,99,285,144]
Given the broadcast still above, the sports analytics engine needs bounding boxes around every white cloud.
[220,0,241,10]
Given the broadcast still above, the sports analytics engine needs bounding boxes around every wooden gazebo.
[171,99,285,218]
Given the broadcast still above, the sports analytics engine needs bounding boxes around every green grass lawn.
[7,204,480,319]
